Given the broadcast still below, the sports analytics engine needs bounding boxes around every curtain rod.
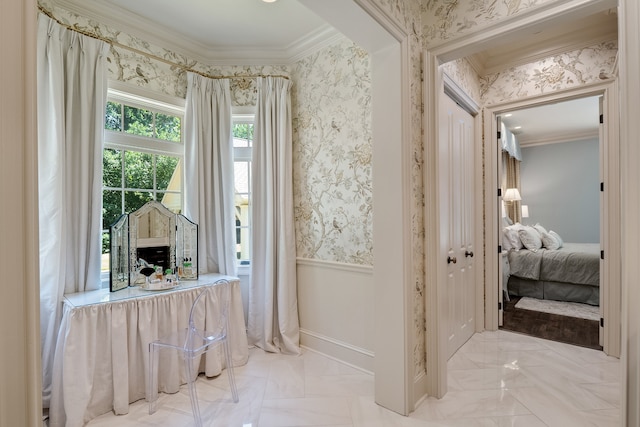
[37,5,290,81]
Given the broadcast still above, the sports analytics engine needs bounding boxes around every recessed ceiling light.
[262,0,278,2]
[513,126,522,130]
[504,113,513,117]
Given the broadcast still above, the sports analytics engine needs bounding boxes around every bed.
[502,223,600,306]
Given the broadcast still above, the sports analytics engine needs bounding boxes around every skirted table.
[49,273,248,427]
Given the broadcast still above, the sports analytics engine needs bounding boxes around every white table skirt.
[49,274,249,427]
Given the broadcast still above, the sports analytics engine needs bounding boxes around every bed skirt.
[507,276,599,306]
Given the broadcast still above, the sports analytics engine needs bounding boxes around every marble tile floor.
[86,330,621,427]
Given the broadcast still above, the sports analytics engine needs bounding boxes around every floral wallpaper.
[291,39,373,265]
[421,0,555,46]
[40,0,618,396]
[481,40,618,105]
[39,0,289,103]
[440,58,483,104]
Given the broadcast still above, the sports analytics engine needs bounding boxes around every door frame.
[482,81,621,357]
[424,0,620,398]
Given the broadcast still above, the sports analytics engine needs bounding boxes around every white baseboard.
[299,328,374,373]
[413,369,428,409]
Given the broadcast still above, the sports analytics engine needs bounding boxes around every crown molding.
[207,26,344,66]
[428,0,618,65]
[464,52,486,78]
[518,129,599,147]
[50,0,341,66]
[479,14,617,75]
[287,31,346,64]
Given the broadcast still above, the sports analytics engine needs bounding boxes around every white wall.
[520,138,600,243]
[297,259,374,372]
[0,0,41,424]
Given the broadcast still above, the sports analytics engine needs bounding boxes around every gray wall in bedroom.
[520,137,600,243]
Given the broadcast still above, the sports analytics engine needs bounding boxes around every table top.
[64,273,239,307]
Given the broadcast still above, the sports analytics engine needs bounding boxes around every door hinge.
[600,114,604,124]
[600,317,604,327]
[497,130,501,139]
[601,250,605,260]
[600,182,604,192]
[498,302,503,310]
[498,245,502,254]
[498,188,502,197]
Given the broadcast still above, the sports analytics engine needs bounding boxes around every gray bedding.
[507,243,600,287]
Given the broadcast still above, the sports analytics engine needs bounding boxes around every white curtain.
[184,73,237,276]
[37,15,108,407]
[248,77,300,354]
[501,121,522,160]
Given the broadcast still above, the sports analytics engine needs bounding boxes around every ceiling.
[53,0,617,140]
[54,0,341,64]
[500,96,601,146]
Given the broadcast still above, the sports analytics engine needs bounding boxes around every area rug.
[515,297,600,321]
[502,296,601,350]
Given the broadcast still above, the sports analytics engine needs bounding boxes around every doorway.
[496,95,603,350]
[484,83,621,357]
[425,2,621,399]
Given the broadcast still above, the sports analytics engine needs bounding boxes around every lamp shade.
[503,188,521,202]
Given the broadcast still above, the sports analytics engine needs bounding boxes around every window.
[102,85,185,285]
[233,113,254,271]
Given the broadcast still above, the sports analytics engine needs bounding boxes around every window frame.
[101,81,186,287]
[232,108,255,275]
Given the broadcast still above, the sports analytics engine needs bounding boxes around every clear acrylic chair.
[148,279,239,426]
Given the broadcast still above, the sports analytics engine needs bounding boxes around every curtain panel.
[183,73,237,276]
[37,14,109,407]
[248,77,300,355]
[502,151,522,223]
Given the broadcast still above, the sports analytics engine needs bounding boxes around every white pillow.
[533,223,548,238]
[541,231,560,250]
[518,225,543,251]
[502,228,513,251]
[504,223,524,251]
[549,230,564,248]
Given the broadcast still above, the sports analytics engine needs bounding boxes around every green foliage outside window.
[102,150,180,254]
[124,106,153,137]
[105,102,122,131]
[101,98,183,275]
[106,101,181,142]
[233,123,253,147]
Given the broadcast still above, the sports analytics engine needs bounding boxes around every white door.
[440,92,476,359]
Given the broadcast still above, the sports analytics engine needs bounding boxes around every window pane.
[101,231,110,272]
[234,158,250,263]
[124,105,153,137]
[124,151,153,189]
[103,148,122,188]
[124,190,154,213]
[155,113,181,143]
[103,190,123,229]
[156,155,180,191]
[234,161,250,194]
[236,224,250,262]
[158,192,182,213]
[105,101,122,131]
[233,123,253,147]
